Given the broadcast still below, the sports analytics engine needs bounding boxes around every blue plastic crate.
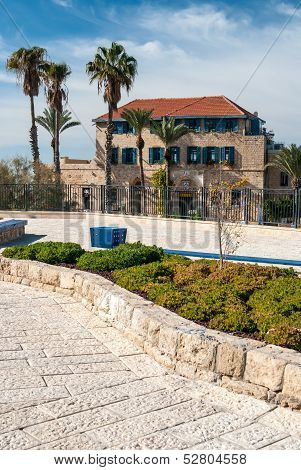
[90,226,127,248]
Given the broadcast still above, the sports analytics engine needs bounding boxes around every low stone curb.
[1,256,301,410]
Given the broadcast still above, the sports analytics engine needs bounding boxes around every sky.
[0,0,301,163]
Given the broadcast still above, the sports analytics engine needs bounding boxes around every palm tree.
[151,117,191,187]
[86,42,137,193]
[36,107,80,161]
[121,108,153,187]
[265,144,301,188]
[6,47,47,172]
[40,62,71,178]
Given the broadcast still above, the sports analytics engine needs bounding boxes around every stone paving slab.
[1,280,301,450]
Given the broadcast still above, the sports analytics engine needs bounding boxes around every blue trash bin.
[90,226,127,248]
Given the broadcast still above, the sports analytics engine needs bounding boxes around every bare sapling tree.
[210,168,248,269]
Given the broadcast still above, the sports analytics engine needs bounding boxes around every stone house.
[61,95,287,190]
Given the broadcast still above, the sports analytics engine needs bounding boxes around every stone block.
[221,376,269,400]
[41,267,59,285]
[282,364,301,401]
[215,337,261,378]
[158,325,179,358]
[244,346,287,391]
[177,330,217,371]
[60,270,75,290]
[28,264,42,282]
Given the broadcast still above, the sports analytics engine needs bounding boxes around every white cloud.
[139,4,246,43]
[52,0,72,8]
[276,2,301,17]
[0,72,15,84]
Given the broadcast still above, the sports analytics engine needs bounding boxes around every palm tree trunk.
[51,137,55,164]
[138,146,145,187]
[54,109,61,181]
[165,150,170,188]
[138,138,146,214]
[105,104,114,212]
[29,94,40,178]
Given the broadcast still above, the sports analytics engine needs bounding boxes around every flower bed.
[3,241,301,351]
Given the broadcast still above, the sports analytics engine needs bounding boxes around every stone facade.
[95,120,267,189]
[2,256,301,410]
[60,96,285,191]
[60,157,105,185]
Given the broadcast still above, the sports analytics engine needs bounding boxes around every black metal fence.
[0,184,300,227]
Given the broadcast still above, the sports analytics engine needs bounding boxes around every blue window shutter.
[216,119,225,132]
[196,147,202,163]
[187,147,191,164]
[221,147,226,162]
[112,148,118,164]
[215,147,221,163]
[204,119,209,132]
[115,122,122,134]
[122,148,127,164]
[176,147,180,164]
[196,119,201,132]
[149,148,154,164]
[132,148,137,164]
[203,147,208,163]
[229,147,235,164]
[160,148,164,164]
[232,119,238,132]
[251,119,259,135]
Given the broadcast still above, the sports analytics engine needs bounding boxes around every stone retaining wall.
[1,256,301,410]
[0,225,25,243]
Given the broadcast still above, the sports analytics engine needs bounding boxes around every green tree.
[121,108,153,187]
[6,47,47,172]
[86,42,137,197]
[36,107,80,161]
[40,62,71,178]
[265,144,301,188]
[151,117,191,187]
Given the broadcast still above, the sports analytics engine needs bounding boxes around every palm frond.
[151,117,192,148]
[36,107,79,137]
[86,42,137,108]
[121,108,153,134]
[265,144,301,188]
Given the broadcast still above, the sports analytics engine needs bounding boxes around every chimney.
[253,111,258,117]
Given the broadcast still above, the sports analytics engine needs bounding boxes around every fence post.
[24,184,28,211]
[242,188,248,224]
[293,188,300,228]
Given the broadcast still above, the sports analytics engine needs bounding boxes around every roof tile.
[96,96,259,120]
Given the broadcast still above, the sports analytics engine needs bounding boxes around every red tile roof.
[95,96,261,121]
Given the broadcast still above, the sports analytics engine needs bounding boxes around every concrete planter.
[1,256,301,410]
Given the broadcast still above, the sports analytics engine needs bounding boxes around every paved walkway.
[1,281,301,450]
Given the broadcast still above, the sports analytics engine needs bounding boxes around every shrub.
[2,242,84,265]
[248,277,301,337]
[113,262,173,292]
[264,325,301,351]
[173,259,216,286]
[77,242,164,272]
[178,280,249,324]
[146,282,187,310]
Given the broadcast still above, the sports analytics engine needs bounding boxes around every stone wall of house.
[60,157,104,185]
[96,119,267,189]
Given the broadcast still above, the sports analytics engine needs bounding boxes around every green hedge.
[76,242,164,272]
[3,239,301,350]
[114,259,300,350]
[2,242,84,265]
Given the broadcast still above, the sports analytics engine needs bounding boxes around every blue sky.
[0,0,301,162]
